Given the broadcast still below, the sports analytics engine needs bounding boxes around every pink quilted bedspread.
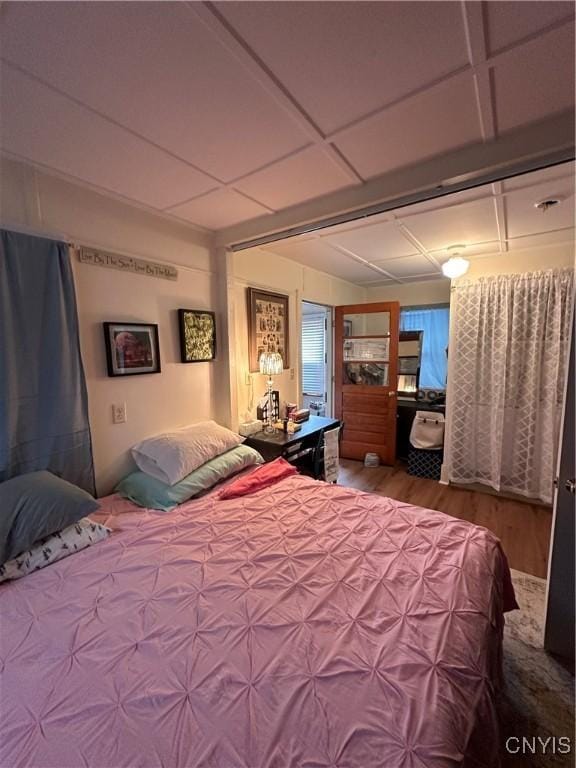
[1,475,515,768]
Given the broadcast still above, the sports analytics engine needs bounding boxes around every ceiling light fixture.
[441,245,469,279]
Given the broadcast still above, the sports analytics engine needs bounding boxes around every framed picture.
[103,322,161,377]
[247,288,289,372]
[178,309,216,363]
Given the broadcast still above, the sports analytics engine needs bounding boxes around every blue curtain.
[0,230,95,494]
[400,306,450,389]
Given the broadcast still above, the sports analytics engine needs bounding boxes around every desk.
[244,416,340,479]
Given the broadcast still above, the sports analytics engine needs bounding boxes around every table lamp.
[259,351,283,433]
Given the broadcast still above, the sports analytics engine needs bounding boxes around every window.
[400,305,449,389]
[301,313,326,397]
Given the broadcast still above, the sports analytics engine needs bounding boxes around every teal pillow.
[116,445,264,511]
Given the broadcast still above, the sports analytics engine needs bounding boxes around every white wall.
[1,157,221,495]
[366,278,450,306]
[232,247,365,425]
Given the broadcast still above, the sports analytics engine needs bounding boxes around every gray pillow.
[0,471,99,565]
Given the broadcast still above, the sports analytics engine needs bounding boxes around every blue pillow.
[0,471,100,565]
[116,444,264,511]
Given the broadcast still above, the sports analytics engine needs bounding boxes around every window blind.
[301,313,326,396]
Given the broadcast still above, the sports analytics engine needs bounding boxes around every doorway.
[301,301,332,417]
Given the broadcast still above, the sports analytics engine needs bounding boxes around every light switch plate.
[112,403,127,424]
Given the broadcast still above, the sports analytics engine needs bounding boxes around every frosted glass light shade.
[442,256,470,279]
[259,352,283,375]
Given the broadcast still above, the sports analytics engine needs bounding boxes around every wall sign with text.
[78,246,178,281]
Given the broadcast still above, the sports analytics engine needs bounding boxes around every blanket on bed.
[0,475,515,767]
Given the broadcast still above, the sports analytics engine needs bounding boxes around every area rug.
[500,570,574,767]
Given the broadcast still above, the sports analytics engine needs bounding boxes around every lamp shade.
[259,351,283,375]
[442,256,470,279]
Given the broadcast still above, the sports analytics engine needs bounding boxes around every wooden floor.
[338,459,553,579]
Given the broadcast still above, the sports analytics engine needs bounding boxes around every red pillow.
[218,457,297,499]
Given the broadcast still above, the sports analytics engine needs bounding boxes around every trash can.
[407,411,445,480]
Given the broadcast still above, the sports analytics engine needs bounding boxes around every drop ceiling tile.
[0,2,309,182]
[374,255,439,278]
[432,242,502,261]
[399,198,499,252]
[397,186,492,218]
[397,273,450,284]
[233,147,353,210]
[357,279,397,287]
[265,239,380,283]
[0,65,215,210]
[505,180,575,239]
[492,24,575,133]
[333,75,482,179]
[216,1,468,134]
[485,1,574,56]
[507,230,575,250]
[168,189,270,230]
[323,221,417,262]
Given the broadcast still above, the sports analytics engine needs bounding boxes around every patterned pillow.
[0,517,110,583]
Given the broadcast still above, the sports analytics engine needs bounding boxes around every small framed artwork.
[247,288,289,372]
[178,309,216,363]
[103,322,161,377]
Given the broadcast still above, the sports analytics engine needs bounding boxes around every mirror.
[398,330,422,397]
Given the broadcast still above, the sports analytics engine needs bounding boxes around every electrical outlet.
[112,403,127,424]
[245,372,252,386]
[290,368,295,380]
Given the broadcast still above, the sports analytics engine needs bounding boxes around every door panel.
[335,301,399,465]
[343,412,391,432]
[342,393,394,412]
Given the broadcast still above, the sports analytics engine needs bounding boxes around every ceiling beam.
[215,111,575,249]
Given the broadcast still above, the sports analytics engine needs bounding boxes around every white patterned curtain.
[444,268,574,503]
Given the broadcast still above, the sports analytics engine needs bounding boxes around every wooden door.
[334,302,399,464]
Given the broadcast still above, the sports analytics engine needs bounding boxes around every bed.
[0,473,516,767]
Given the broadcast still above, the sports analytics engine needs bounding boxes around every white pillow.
[131,421,245,485]
[0,517,111,583]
